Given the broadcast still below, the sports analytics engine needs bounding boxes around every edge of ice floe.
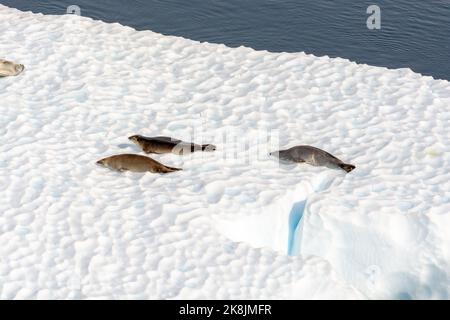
[1,3,448,84]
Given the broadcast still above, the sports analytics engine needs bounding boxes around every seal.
[96,154,181,173]
[270,145,355,173]
[0,59,25,77]
[128,135,216,155]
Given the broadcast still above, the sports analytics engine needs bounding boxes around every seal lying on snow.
[96,154,181,174]
[0,59,24,77]
[129,135,216,155]
[270,145,355,173]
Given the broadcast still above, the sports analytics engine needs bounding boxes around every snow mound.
[1,5,449,299]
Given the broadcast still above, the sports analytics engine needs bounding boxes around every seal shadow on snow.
[117,143,140,151]
[287,199,306,256]
[271,158,299,171]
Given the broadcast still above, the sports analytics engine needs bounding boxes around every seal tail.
[155,164,182,173]
[163,165,182,173]
[339,163,356,173]
[201,144,216,152]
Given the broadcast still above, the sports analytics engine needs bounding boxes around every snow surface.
[1,5,449,299]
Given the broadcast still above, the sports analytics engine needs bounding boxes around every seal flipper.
[155,165,182,173]
[201,144,216,152]
[338,163,355,173]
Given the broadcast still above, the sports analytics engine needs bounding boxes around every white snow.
[1,5,449,300]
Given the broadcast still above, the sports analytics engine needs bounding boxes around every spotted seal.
[270,145,355,173]
[129,135,216,155]
[0,59,24,77]
[96,154,181,174]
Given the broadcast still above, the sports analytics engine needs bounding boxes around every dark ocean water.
[2,0,449,80]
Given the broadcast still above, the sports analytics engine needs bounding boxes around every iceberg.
[0,5,449,299]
